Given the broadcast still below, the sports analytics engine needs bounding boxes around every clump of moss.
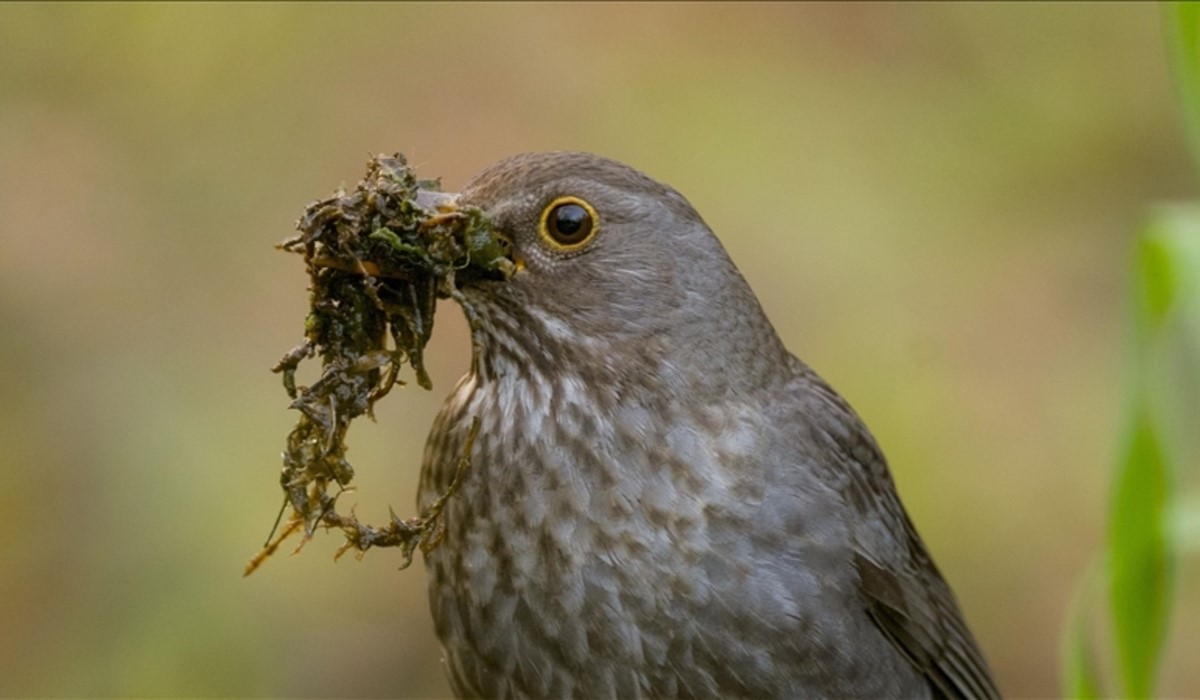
[246,153,510,575]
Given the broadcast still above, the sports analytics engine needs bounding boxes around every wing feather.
[797,366,1001,700]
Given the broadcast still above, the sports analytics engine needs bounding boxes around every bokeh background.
[1,2,1195,697]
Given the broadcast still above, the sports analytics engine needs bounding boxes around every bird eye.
[539,196,598,251]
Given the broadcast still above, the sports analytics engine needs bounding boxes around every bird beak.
[416,188,523,278]
[415,188,459,213]
[304,187,518,281]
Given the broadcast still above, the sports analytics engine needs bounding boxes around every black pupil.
[552,203,590,242]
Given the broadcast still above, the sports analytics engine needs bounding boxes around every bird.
[417,151,1000,699]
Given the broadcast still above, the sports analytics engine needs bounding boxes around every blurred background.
[0,3,1194,697]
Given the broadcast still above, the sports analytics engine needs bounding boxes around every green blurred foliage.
[1168,1,1200,174]
[1063,5,1200,696]
[1106,206,1200,698]
[0,3,1194,697]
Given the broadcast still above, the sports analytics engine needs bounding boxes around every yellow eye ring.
[538,196,599,251]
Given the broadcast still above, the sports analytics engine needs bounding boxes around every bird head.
[438,151,790,397]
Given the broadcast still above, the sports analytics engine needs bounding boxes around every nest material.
[246,153,510,575]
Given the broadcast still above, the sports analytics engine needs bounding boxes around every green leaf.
[1138,206,1200,346]
[1166,2,1200,172]
[1135,227,1177,334]
[1107,396,1172,699]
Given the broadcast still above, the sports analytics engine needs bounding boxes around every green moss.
[246,153,509,575]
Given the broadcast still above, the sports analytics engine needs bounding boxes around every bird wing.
[796,367,1001,700]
